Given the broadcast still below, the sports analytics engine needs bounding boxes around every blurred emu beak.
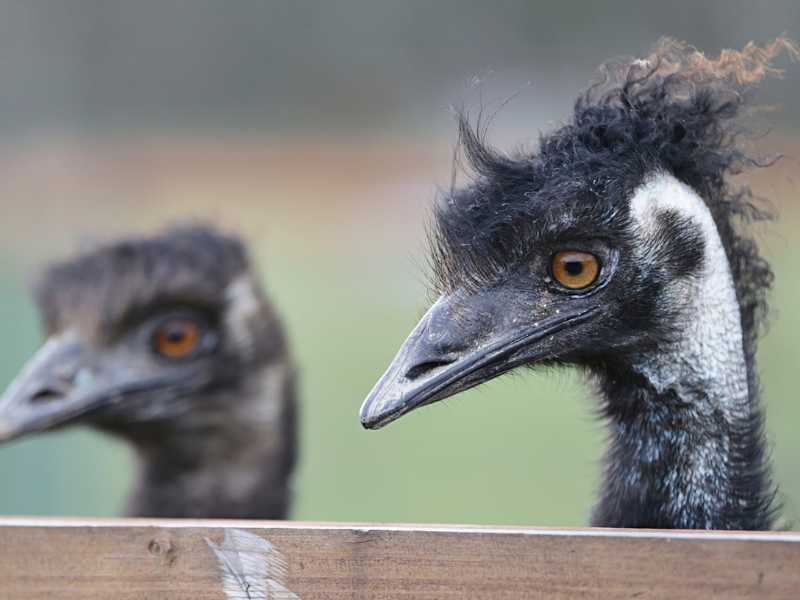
[359,292,598,429]
[0,331,105,443]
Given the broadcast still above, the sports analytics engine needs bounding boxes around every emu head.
[0,226,288,442]
[361,38,795,429]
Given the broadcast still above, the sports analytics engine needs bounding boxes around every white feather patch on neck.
[628,172,749,418]
[225,275,262,362]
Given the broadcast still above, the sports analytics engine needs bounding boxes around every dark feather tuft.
[36,224,251,339]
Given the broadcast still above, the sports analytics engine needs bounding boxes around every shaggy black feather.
[427,38,797,529]
[36,225,249,341]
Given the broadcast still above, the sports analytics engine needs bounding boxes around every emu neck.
[123,363,295,519]
[592,174,770,530]
[592,356,769,529]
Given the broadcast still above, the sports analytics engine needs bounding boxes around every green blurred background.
[0,1,798,527]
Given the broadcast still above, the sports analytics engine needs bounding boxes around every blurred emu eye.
[551,251,600,290]
[153,319,202,359]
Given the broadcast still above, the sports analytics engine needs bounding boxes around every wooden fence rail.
[0,518,798,599]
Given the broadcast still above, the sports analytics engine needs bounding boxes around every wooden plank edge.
[0,516,798,542]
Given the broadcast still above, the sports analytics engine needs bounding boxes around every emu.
[0,226,297,519]
[361,39,798,530]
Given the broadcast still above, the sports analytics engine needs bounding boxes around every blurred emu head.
[0,225,290,441]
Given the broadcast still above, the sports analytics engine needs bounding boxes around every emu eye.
[551,251,600,290]
[153,319,202,360]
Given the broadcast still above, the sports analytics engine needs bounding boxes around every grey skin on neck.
[591,174,770,529]
[125,361,297,519]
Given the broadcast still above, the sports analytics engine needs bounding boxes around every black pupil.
[564,260,584,276]
[165,327,187,343]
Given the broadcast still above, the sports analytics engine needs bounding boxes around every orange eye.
[153,319,202,359]
[551,251,600,290]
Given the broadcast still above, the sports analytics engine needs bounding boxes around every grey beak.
[359,292,598,429]
[0,331,98,442]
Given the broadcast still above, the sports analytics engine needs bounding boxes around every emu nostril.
[405,358,456,380]
[30,388,63,404]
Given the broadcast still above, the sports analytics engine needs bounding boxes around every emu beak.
[0,331,102,442]
[360,292,598,429]
[0,329,171,443]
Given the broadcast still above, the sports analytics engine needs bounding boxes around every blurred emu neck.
[124,362,295,519]
[593,174,771,530]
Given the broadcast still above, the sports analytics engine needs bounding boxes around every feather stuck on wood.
[206,529,299,600]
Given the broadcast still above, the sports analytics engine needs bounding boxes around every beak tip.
[360,414,388,430]
[360,417,387,430]
[358,403,378,430]
[359,395,394,430]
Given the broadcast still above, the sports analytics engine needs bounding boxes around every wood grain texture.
[0,519,798,599]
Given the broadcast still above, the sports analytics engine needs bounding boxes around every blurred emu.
[0,226,297,519]
[361,38,798,530]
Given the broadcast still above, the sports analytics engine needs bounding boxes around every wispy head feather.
[433,38,798,351]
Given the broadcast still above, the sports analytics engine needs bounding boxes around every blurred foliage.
[0,1,797,136]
